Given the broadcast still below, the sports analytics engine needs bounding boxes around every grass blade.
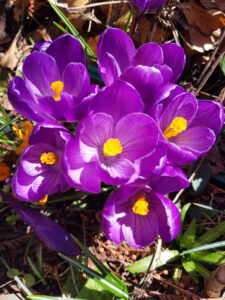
[59,253,129,299]
[180,240,225,255]
[47,0,96,59]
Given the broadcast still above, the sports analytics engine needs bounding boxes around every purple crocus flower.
[12,121,71,201]
[136,143,190,194]
[97,28,185,88]
[8,34,98,122]
[153,91,224,166]
[101,185,181,248]
[63,80,159,193]
[130,0,168,13]
[0,190,79,256]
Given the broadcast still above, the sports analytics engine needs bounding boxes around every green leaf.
[172,268,182,281]
[180,240,225,255]
[78,277,113,300]
[194,261,210,278]
[181,203,191,223]
[47,0,95,59]
[23,274,36,287]
[7,268,21,278]
[27,256,46,285]
[27,296,85,300]
[181,257,198,283]
[193,203,225,216]
[126,250,179,273]
[197,221,225,244]
[59,254,129,300]
[180,219,196,249]
[190,251,225,265]
[220,55,225,76]
[191,162,211,195]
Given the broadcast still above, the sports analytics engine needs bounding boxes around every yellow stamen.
[51,81,64,101]
[0,164,11,181]
[39,195,48,206]
[40,152,59,164]
[12,121,34,155]
[132,196,149,216]
[103,138,123,157]
[163,117,187,140]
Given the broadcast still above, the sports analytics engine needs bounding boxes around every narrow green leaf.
[181,203,191,223]
[190,251,225,265]
[124,10,132,33]
[0,115,21,132]
[194,261,210,278]
[71,235,127,291]
[59,254,129,300]
[27,296,85,300]
[220,55,225,76]
[181,257,198,283]
[126,250,179,273]
[47,0,95,59]
[52,21,69,33]
[180,219,196,249]
[180,240,225,255]
[197,221,225,245]
[27,256,46,285]
[193,203,225,216]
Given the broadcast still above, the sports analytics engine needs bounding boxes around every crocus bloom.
[12,121,33,155]
[63,80,159,193]
[98,28,185,88]
[154,91,224,165]
[0,164,11,181]
[1,190,79,256]
[101,185,180,248]
[12,121,70,201]
[137,143,190,194]
[8,34,98,122]
[130,0,168,13]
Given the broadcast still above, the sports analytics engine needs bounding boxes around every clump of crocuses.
[6,29,224,252]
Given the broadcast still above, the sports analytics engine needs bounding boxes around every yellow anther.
[39,195,48,205]
[103,138,123,157]
[132,196,149,216]
[40,152,59,165]
[51,81,64,101]
[163,117,187,140]
[0,163,10,181]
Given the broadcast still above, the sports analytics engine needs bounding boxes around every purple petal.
[63,63,91,98]
[132,43,163,66]
[149,164,189,194]
[1,191,79,256]
[23,52,61,97]
[151,193,181,242]
[115,113,159,161]
[89,80,143,122]
[97,28,135,85]
[174,126,215,156]
[8,77,45,122]
[46,34,86,75]
[160,43,186,82]
[189,100,224,136]
[122,209,158,248]
[98,158,135,186]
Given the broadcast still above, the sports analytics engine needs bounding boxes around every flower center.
[103,138,123,157]
[50,81,64,101]
[163,117,187,140]
[132,196,149,216]
[40,152,59,164]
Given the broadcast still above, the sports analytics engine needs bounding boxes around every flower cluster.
[7,29,224,250]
